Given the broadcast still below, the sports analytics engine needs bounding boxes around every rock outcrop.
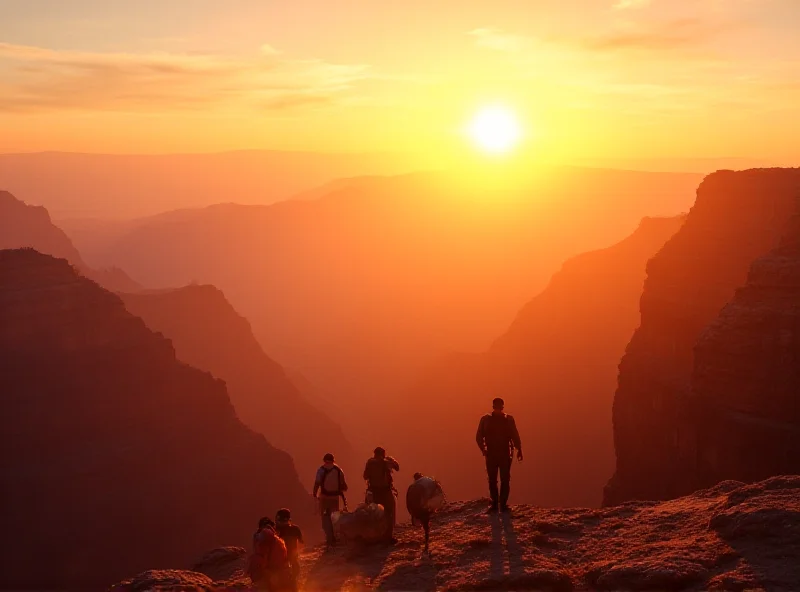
[114,475,800,591]
[685,207,800,489]
[389,215,685,508]
[0,249,311,590]
[120,285,355,480]
[0,190,141,292]
[1,189,84,262]
[606,168,800,505]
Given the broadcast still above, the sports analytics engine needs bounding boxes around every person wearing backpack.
[312,453,349,548]
[475,397,523,513]
[363,446,400,544]
[247,517,292,591]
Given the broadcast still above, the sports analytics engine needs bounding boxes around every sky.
[0,0,798,163]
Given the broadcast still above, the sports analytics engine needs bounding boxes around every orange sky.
[0,0,798,164]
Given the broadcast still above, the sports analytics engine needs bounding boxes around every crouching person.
[247,517,292,591]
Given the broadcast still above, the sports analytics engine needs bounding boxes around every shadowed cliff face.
[120,285,356,482]
[686,208,800,489]
[387,215,685,509]
[606,168,800,506]
[0,190,141,292]
[0,250,312,590]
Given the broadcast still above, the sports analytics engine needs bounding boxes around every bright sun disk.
[467,106,522,154]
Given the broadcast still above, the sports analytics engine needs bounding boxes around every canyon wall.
[0,249,311,589]
[687,207,800,488]
[606,168,800,505]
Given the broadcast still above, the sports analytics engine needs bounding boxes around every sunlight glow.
[467,107,522,155]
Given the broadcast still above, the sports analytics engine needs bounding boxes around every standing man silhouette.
[475,397,523,513]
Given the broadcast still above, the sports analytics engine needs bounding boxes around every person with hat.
[363,446,400,544]
[475,397,523,513]
[312,453,348,548]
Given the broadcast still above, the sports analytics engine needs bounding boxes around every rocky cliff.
[389,215,685,509]
[0,190,141,292]
[120,285,355,481]
[606,168,800,505]
[114,475,800,591]
[686,206,800,489]
[0,249,312,590]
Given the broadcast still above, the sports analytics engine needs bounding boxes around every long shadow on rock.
[304,544,392,590]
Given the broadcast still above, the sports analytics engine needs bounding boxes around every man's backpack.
[320,465,344,497]
[482,413,513,456]
[247,527,288,583]
[365,458,392,490]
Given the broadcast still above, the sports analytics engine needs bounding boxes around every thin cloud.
[0,42,369,113]
[584,18,738,51]
[613,0,652,9]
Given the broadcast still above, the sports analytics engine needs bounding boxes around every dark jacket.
[476,412,522,457]
[363,456,400,490]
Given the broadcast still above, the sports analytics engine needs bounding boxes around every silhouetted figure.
[247,517,291,591]
[406,472,445,555]
[313,453,348,548]
[476,397,523,513]
[363,447,400,543]
[275,509,304,592]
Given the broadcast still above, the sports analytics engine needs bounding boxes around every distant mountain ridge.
[81,167,702,443]
[0,150,414,218]
[0,189,141,292]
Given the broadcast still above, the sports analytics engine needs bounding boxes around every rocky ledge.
[113,475,800,591]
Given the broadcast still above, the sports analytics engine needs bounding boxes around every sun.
[467,106,522,154]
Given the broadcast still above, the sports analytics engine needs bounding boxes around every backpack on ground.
[365,458,392,490]
[246,527,288,583]
[320,465,343,497]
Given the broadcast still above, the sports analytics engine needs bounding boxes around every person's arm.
[312,468,322,497]
[386,456,400,472]
[476,416,486,454]
[296,526,305,546]
[508,415,523,460]
[363,461,370,481]
[338,467,348,492]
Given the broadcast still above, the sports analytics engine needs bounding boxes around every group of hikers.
[247,397,523,590]
[313,447,401,547]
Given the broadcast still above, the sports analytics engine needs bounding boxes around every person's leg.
[486,456,500,509]
[290,557,300,592]
[422,513,430,552]
[321,497,339,545]
[383,491,396,540]
[499,456,512,510]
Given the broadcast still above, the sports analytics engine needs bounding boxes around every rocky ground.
[113,475,800,591]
